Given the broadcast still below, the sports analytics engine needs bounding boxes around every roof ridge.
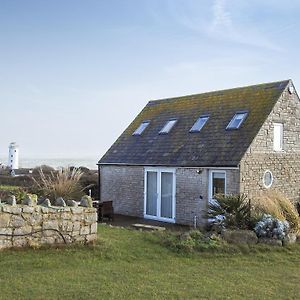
[149,79,290,104]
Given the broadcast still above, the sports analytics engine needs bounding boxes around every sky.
[0,0,300,159]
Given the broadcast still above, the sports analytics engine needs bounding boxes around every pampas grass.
[252,191,300,233]
[33,167,86,201]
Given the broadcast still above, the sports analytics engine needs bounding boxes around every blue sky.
[0,0,299,159]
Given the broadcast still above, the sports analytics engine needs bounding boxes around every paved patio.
[100,214,190,231]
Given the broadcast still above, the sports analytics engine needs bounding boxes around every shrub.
[0,186,28,204]
[32,165,55,175]
[254,214,290,240]
[252,191,300,233]
[15,189,29,203]
[78,166,90,173]
[161,230,223,253]
[80,195,93,207]
[208,194,251,229]
[80,171,98,198]
[33,167,87,202]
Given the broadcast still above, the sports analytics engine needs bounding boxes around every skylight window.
[159,119,177,134]
[190,115,209,132]
[226,112,248,130]
[132,121,150,135]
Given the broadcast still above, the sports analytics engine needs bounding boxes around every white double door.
[144,168,176,223]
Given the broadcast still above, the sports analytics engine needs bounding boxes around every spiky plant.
[208,194,251,229]
[33,167,88,202]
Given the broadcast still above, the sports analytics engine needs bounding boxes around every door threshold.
[144,215,176,224]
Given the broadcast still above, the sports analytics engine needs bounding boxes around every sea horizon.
[0,156,99,170]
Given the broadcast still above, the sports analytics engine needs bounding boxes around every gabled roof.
[99,80,290,167]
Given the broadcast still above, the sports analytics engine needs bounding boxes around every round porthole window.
[263,170,273,188]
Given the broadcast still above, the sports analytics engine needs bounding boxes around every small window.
[263,170,273,188]
[190,115,209,132]
[273,123,283,151]
[132,121,150,136]
[159,119,177,134]
[226,112,248,129]
[209,171,226,203]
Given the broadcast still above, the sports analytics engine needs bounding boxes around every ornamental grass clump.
[254,214,290,240]
[33,167,86,202]
[252,191,300,233]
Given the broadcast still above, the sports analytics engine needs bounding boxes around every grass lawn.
[0,225,299,299]
[0,185,20,191]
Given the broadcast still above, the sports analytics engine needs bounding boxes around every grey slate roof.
[99,80,290,167]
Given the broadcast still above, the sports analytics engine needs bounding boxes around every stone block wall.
[100,165,239,227]
[176,168,239,226]
[100,165,144,217]
[240,82,300,202]
[175,168,207,227]
[0,205,97,250]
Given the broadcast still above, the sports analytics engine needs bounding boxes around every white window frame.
[273,122,283,151]
[263,170,273,188]
[144,167,176,223]
[208,170,227,203]
[226,112,248,130]
[132,121,150,136]
[190,115,209,133]
[159,119,177,134]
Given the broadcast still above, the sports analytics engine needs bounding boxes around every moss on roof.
[99,80,290,167]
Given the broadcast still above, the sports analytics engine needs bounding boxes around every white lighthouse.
[8,142,19,170]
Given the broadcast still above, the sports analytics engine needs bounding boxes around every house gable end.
[239,80,300,202]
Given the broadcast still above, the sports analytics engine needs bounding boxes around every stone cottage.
[98,80,300,227]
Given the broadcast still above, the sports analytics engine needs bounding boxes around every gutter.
[97,162,239,170]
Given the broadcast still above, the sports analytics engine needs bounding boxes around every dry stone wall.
[0,204,97,250]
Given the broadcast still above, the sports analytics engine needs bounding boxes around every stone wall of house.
[100,165,239,227]
[175,168,207,227]
[176,168,239,227]
[100,165,144,217]
[240,82,300,202]
[0,205,97,250]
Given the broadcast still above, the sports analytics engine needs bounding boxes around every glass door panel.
[146,171,157,216]
[161,172,173,218]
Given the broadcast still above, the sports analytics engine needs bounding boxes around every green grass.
[0,225,300,299]
[0,185,20,191]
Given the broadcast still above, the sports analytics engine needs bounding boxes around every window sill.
[273,150,285,153]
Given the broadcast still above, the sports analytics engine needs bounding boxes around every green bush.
[15,189,29,203]
[32,165,55,175]
[161,230,224,253]
[81,195,93,207]
[0,186,28,204]
[208,194,252,229]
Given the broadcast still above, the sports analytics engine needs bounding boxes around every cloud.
[208,0,282,51]
[211,0,232,30]
[157,0,282,52]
